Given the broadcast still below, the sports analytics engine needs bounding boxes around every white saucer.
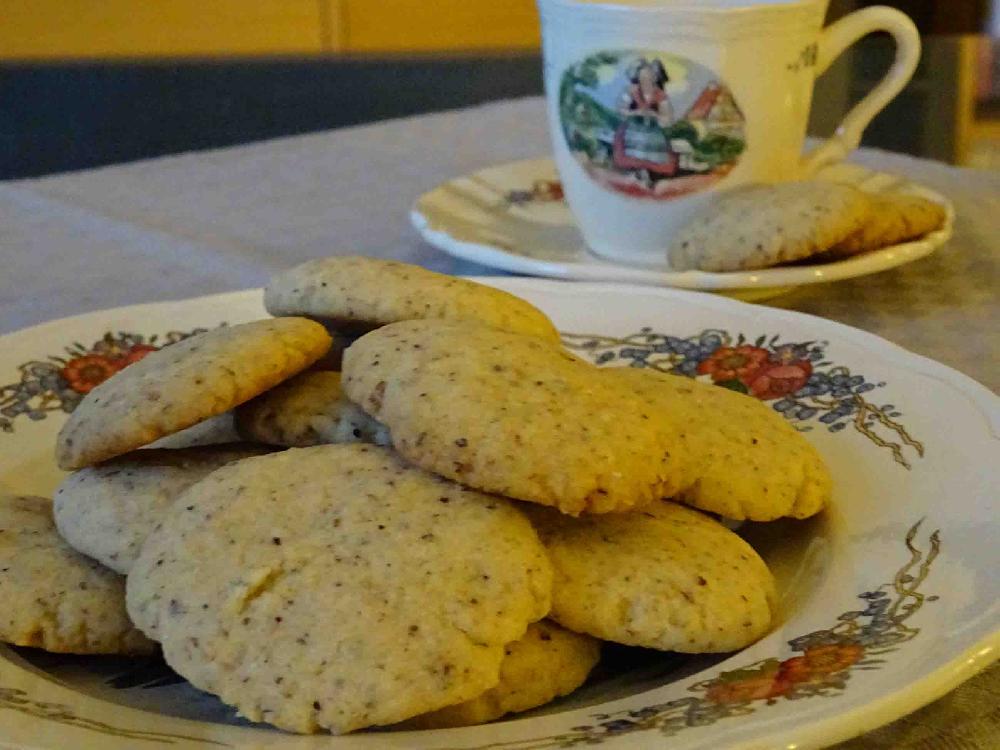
[411,157,954,300]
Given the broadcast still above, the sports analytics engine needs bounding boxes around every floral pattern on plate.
[564,328,925,469]
[2,326,924,471]
[0,330,205,434]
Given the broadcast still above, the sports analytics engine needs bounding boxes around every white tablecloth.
[1,96,997,747]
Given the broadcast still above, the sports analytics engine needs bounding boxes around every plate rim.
[2,281,994,432]
[489,277,998,429]
[0,282,997,750]
[411,156,957,291]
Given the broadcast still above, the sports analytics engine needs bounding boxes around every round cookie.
[667,181,871,271]
[235,371,390,448]
[126,445,552,734]
[341,320,696,515]
[56,318,331,470]
[404,620,600,729]
[264,256,560,342]
[148,412,241,449]
[309,328,360,371]
[54,445,271,574]
[612,367,831,521]
[828,191,947,257]
[529,501,776,653]
[0,495,154,654]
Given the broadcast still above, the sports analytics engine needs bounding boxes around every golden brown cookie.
[404,620,600,728]
[827,192,947,257]
[54,445,271,574]
[341,320,696,515]
[0,494,154,654]
[529,501,777,652]
[148,412,241,449]
[264,256,560,342]
[612,367,831,521]
[127,445,552,734]
[235,371,389,447]
[56,318,330,470]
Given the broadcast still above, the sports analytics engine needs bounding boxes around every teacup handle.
[801,6,921,176]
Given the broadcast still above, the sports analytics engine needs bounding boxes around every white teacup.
[537,0,921,266]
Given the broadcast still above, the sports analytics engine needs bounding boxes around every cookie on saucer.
[56,318,331,470]
[828,191,946,257]
[0,494,154,654]
[667,181,871,271]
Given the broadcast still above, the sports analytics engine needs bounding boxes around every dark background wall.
[1,55,545,179]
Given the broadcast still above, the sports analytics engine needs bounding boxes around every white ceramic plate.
[1,280,997,750]
[411,158,955,297]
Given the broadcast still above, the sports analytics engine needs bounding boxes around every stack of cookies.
[667,181,947,272]
[0,256,832,735]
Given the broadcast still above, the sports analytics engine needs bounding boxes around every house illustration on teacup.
[560,50,746,199]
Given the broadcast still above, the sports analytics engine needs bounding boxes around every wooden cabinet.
[2,1,329,59]
[1,1,540,60]
[337,0,539,53]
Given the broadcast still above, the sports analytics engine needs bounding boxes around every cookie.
[667,181,871,271]
[0,495,154,654]
[341,320,696,515]
[264,256,560,342]
[148,412,241,449]
[54,445,271,575]
[529,501,776,652]
[126,445,552,734]
[404,620,600,729]
[235,371,390,448]
[56,318,331,470]
[613,367,830,520]
[310,327,360,371]
[827,191,946,257]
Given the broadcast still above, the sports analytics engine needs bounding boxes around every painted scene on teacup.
[559,50,746,199]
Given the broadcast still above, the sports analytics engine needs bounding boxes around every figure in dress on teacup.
[612,58,679,183]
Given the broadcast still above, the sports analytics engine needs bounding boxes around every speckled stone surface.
[0,96,996,746]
